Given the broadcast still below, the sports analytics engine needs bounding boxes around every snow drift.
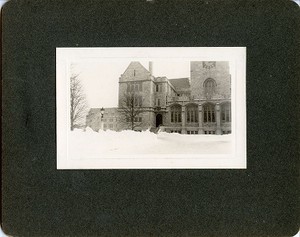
[69,128,232,159]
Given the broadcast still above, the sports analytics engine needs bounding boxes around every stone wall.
[190,61,231,100]
[86,108,120,132]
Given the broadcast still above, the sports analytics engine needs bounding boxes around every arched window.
[186,104,198,123]
[204,78,216,99]
[170,105,182,123]
[203,103,215,123]
[221,103,231,122]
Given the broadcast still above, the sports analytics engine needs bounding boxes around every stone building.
[86,61,231,134]
[86,108,120,132]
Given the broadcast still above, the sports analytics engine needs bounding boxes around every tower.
[190,61,231,100]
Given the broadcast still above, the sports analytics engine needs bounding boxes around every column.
[215,103,221,135]
[166,106,170,125]
[198,104,204,134]
[181,105,187,134]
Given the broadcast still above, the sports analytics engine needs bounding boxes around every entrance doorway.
[156,114,163,127]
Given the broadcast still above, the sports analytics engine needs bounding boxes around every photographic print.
[57,47,246,169]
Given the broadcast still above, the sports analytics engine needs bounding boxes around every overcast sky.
[72,61,191,108]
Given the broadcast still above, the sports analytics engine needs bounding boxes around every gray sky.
[73,61,191,108]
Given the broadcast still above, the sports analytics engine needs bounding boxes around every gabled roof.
[123,61,150,74]
[168,78,190,90]
[119,61,152,82]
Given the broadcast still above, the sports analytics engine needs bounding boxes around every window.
[134,117,142,122]
[109,118,113,122]
[132,97,139,107]
[109,124,113,129]
[134,96,142,107]
[204,78,216,99]
[170,105,182,123]
[221,103,231,122]
[156,98,161,106]
[156,84,162,92]
[186,104,198,123]
[127,83,142,92]
[203,103,215,123]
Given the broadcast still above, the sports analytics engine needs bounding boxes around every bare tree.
[119,91,145,130]
[70,73,88,130]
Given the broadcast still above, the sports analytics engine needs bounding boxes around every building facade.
[86,61,231,134]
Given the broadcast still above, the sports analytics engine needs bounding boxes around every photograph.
[3,1,299,236]
[57,47,246,169]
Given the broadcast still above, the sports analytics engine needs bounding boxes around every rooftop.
[169,78,190,90]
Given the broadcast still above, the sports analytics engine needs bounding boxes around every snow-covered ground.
[69,128,232,159]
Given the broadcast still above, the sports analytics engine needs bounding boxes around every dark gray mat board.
[2,0,299,236]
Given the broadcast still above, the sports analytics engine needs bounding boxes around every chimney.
[149,61,153,75]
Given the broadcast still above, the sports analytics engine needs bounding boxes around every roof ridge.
[123,61,150,75]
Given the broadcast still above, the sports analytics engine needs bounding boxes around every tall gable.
[119,62,151,82]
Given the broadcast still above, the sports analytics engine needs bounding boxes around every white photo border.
[56,47,246,169]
